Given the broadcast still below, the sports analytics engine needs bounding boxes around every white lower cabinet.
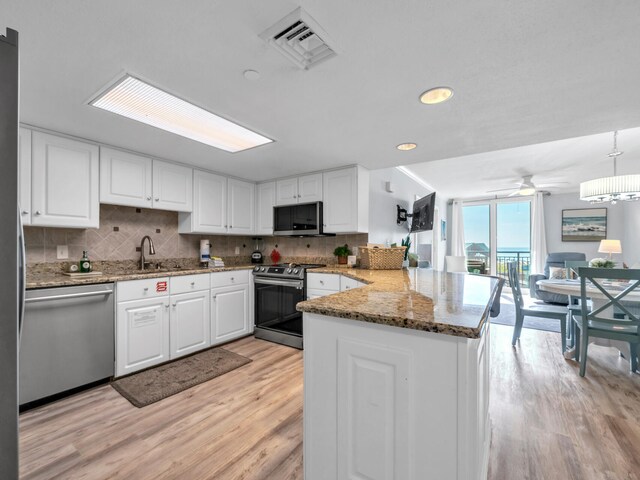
[340,276,365,291]
[170,290,210,359]
[307,273,365,299]
[304,314,491,480]
[116,296,170,377]
[116,274,215,376]
[211,284,250,345]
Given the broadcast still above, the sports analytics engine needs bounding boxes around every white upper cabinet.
[18,128,32,225]
[179,170,227,234]
[255,182,276,235]
[180,174,254,235]
[31,131,99,228]
[298,173,323,203]
[100,151,192,212]
[276,174,323,205]
[276,177,298,205]
[152,160,193,212]
[322,166,369,234]
[100,147,153,208]
[228,178,255,234]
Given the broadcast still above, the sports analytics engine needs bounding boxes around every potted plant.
[333,244,352,265]
[401,235,411,268]
[589,258,615,268]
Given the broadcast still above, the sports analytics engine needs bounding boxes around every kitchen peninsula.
[297,268,502,480]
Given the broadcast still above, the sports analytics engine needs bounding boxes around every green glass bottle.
[79,250,91,273]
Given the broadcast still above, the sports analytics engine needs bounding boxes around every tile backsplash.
[24,204,368,264]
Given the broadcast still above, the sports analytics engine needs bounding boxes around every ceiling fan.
[486,175,568,196]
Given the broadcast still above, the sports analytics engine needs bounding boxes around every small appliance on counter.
[251,237,265,264]
[200,239,211,267]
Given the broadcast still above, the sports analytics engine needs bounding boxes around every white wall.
[543,193,633,264]
[368,167,448,267]
[623,201,640,266]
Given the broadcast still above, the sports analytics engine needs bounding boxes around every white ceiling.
[404,127,640,199]
[4,0,640,182]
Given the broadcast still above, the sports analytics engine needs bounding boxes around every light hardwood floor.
[19,325,640,479]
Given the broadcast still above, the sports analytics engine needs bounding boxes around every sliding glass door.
[463,199,531,285]
[496,201,531,286]
[463,204,491,272]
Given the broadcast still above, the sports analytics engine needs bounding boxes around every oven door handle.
[254,277,304,289]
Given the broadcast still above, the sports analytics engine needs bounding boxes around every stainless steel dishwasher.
[20,283,115,406]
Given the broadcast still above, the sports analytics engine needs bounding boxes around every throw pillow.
[549,266,567,280]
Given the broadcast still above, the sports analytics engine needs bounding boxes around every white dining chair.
[445,256,467,273]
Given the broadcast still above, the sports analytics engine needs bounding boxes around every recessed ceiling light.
[396,143,417,151]
[420,86,454,105]
[89,75,273,153]
[243,70,260,81]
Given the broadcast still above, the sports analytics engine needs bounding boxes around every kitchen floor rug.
[111,347,252,408]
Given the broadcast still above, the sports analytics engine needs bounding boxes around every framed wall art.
[561,208,607,242]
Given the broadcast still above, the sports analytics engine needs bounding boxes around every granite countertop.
[297,266,503,339]
[26,265,256,289]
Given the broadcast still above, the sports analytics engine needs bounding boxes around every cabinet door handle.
[146,196,152,201]
[225,225,228,228]
[231,277,234,281]
[172,303,177,307]
[319,280,324,285]
[143,287,149,291]
[34,211,42,216]
[165,304,169,309]
[298,194,301,198]
[190,282,195,286]
[155,198,159,201]
[230,225,232,229]
[21,210,29,215]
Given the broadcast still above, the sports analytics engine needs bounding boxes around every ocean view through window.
[463,200,531,285]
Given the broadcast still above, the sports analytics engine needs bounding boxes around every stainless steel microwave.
[273,201,334,236]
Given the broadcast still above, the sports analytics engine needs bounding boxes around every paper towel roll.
[200,239,211,262]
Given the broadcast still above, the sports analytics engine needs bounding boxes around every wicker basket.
[359,246,406,270]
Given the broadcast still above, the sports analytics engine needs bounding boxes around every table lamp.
[598,239,622,260]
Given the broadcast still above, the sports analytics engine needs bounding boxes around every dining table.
[537,278,640,359]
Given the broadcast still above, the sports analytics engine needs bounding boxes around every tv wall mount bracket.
[397,205,413,225]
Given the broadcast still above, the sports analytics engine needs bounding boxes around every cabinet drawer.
[170,273,210,295]
[307,273,340,291]
[211,269,249,288]
[117,277,170,302]
[307,288,338,299]
[341,276,364,292]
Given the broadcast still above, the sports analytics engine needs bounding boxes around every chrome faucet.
[139,235,156,270]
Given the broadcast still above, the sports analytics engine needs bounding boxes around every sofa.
[529,252,587,304]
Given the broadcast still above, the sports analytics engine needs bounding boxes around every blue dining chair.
[508,262,569,353]
[564,260,590,348]
[573,268,640,376]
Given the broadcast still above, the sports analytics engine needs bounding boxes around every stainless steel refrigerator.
[0,27,22,480]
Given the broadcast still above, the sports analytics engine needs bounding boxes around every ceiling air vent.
[260,7,336,70]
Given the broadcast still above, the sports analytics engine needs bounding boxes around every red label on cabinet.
[156,281,167,292]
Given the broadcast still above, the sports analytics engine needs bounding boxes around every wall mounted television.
[410,192,436,233]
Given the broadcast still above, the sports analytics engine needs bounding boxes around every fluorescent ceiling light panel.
[90,75,273,153]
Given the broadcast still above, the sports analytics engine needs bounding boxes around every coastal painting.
[562,208,607,242]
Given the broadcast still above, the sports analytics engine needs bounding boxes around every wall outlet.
[235,246,240,255]
[57,245,69,259]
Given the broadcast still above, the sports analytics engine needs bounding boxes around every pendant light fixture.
[580,131,640,204]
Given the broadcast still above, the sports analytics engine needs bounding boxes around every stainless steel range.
[253,263,324,349]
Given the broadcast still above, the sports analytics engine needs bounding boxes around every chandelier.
[580,131,640,204]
